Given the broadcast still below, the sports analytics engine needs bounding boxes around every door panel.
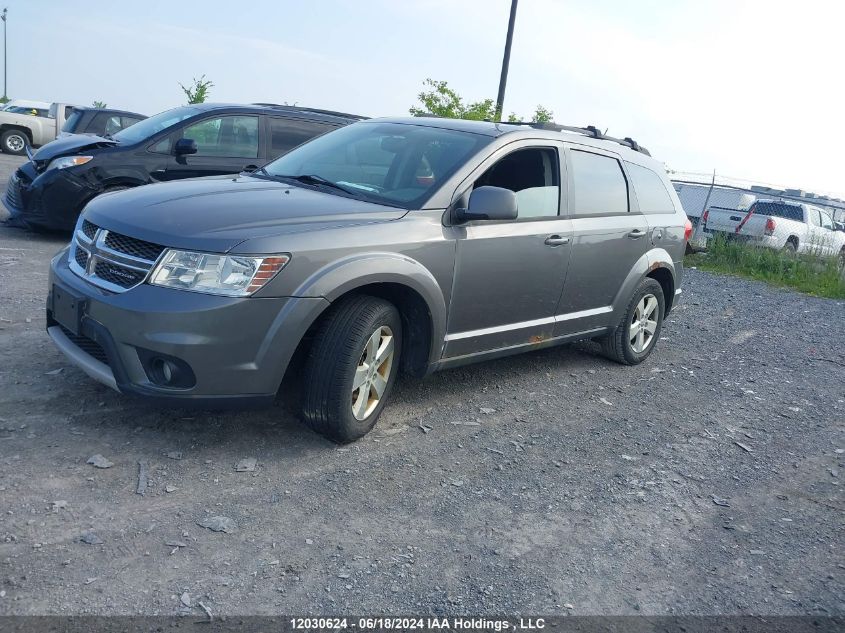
[554,147,649,336]
[444,143,571,358]
[444,218,572,358]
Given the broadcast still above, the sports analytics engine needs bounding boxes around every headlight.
[48,155,93,171]
[150,250,290,297]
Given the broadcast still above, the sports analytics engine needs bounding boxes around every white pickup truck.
[0,102,76,155]
[702,199,845,262]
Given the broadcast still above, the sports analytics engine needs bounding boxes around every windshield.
[112,106,202,144]
[62,109,84,133]
[261,122,490,208]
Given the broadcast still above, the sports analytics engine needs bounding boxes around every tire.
[599,278,665,365]
[782,240,797,256]
[301,295,402,443]
[1,130,28,155]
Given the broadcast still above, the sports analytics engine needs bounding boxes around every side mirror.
[174,138,198,156]
[458,186,518,222]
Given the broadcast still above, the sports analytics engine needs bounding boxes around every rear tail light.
[764,217,776,236]
[684,219,693,242]
[701,208,709,224]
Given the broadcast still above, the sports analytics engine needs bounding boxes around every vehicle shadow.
[50,338,616,454]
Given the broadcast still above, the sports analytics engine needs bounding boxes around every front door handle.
[544,235,570,246]
[627,229,647,239]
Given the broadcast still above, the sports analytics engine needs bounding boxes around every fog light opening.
[152,358,176,385]
[137,348,197,389]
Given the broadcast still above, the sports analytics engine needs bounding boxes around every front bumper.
[4,164,98,232]
[47,248,330,407]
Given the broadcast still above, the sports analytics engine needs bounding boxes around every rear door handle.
[627,229,647,239]
[544,235,570,246]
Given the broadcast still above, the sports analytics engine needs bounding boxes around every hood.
[82,174,409,253]
[32,134,118,162]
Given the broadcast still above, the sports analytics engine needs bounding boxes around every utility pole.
[494,0,518,122]
[2,8,7,102]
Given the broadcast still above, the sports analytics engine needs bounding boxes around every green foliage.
[531,105,554,123]
[92,100,107,108]
[685,234,845,299]
[410,79,552,123]
[409,79,496,121]
[0,96,9,105]
[179,74,214,105]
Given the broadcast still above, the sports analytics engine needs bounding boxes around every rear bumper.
[48,249,330,408]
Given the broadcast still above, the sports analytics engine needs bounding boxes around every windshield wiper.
[277,173,354,195]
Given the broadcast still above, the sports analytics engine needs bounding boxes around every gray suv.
[47,118,691,442]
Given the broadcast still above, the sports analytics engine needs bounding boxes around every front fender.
[292,252,448,364]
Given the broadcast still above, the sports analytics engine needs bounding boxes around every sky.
[8,0,845,196]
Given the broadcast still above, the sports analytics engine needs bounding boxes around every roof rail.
[251,103,367,120]
[506,120,651,156]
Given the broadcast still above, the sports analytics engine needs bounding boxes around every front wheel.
[1,130,28,155]
[599,278,665,365]
[301,295,402,443]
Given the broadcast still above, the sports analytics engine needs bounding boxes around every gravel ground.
[0,193,843,616]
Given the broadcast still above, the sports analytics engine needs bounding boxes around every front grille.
[5,172,23,209]
[74,246,89,269]
[58,325,110,366]
[94,261,146,288]
[104,232,165,261]
[69,220,165,293]
[81,219,98,240]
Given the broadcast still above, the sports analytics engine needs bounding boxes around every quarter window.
[626,162,675,214]
[570,150,629,216]
[474,148,560,219]
[182,115,259,158]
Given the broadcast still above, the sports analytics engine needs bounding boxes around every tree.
[410,79,552,123]
[92,100,107,108]
[179,75,214,105]
[409,79,496,121]
[531,105,553,123]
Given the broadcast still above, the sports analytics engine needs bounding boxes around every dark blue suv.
[4,103,364,231]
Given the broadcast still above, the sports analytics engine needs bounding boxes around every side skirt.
[428,326,609,373]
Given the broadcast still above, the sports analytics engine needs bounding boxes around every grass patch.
[685,234,845,299]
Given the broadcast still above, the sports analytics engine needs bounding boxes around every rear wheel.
[301,295,402,443]
[599,278,665,365]
[782,239,798,256]
[1,130,28,155]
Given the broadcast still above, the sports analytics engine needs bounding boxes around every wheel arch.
[291,254,448,376]
[0,124,33,141]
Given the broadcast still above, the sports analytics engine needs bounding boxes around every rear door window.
[752,202,803,222]
[626,162,675,214]
[569,149,629,216]
[269,118,337,158]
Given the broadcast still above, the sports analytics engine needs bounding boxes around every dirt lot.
[0,171,843,616]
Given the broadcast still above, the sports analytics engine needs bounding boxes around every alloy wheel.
[351,325,395,420]
[629,293,659,353]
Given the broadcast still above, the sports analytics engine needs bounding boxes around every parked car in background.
[57,107,146,139]
[0,102,79,155]
[47,117,689,442]
[702,199,845,260]
[1,99,51,115]
[4,103,364,231]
